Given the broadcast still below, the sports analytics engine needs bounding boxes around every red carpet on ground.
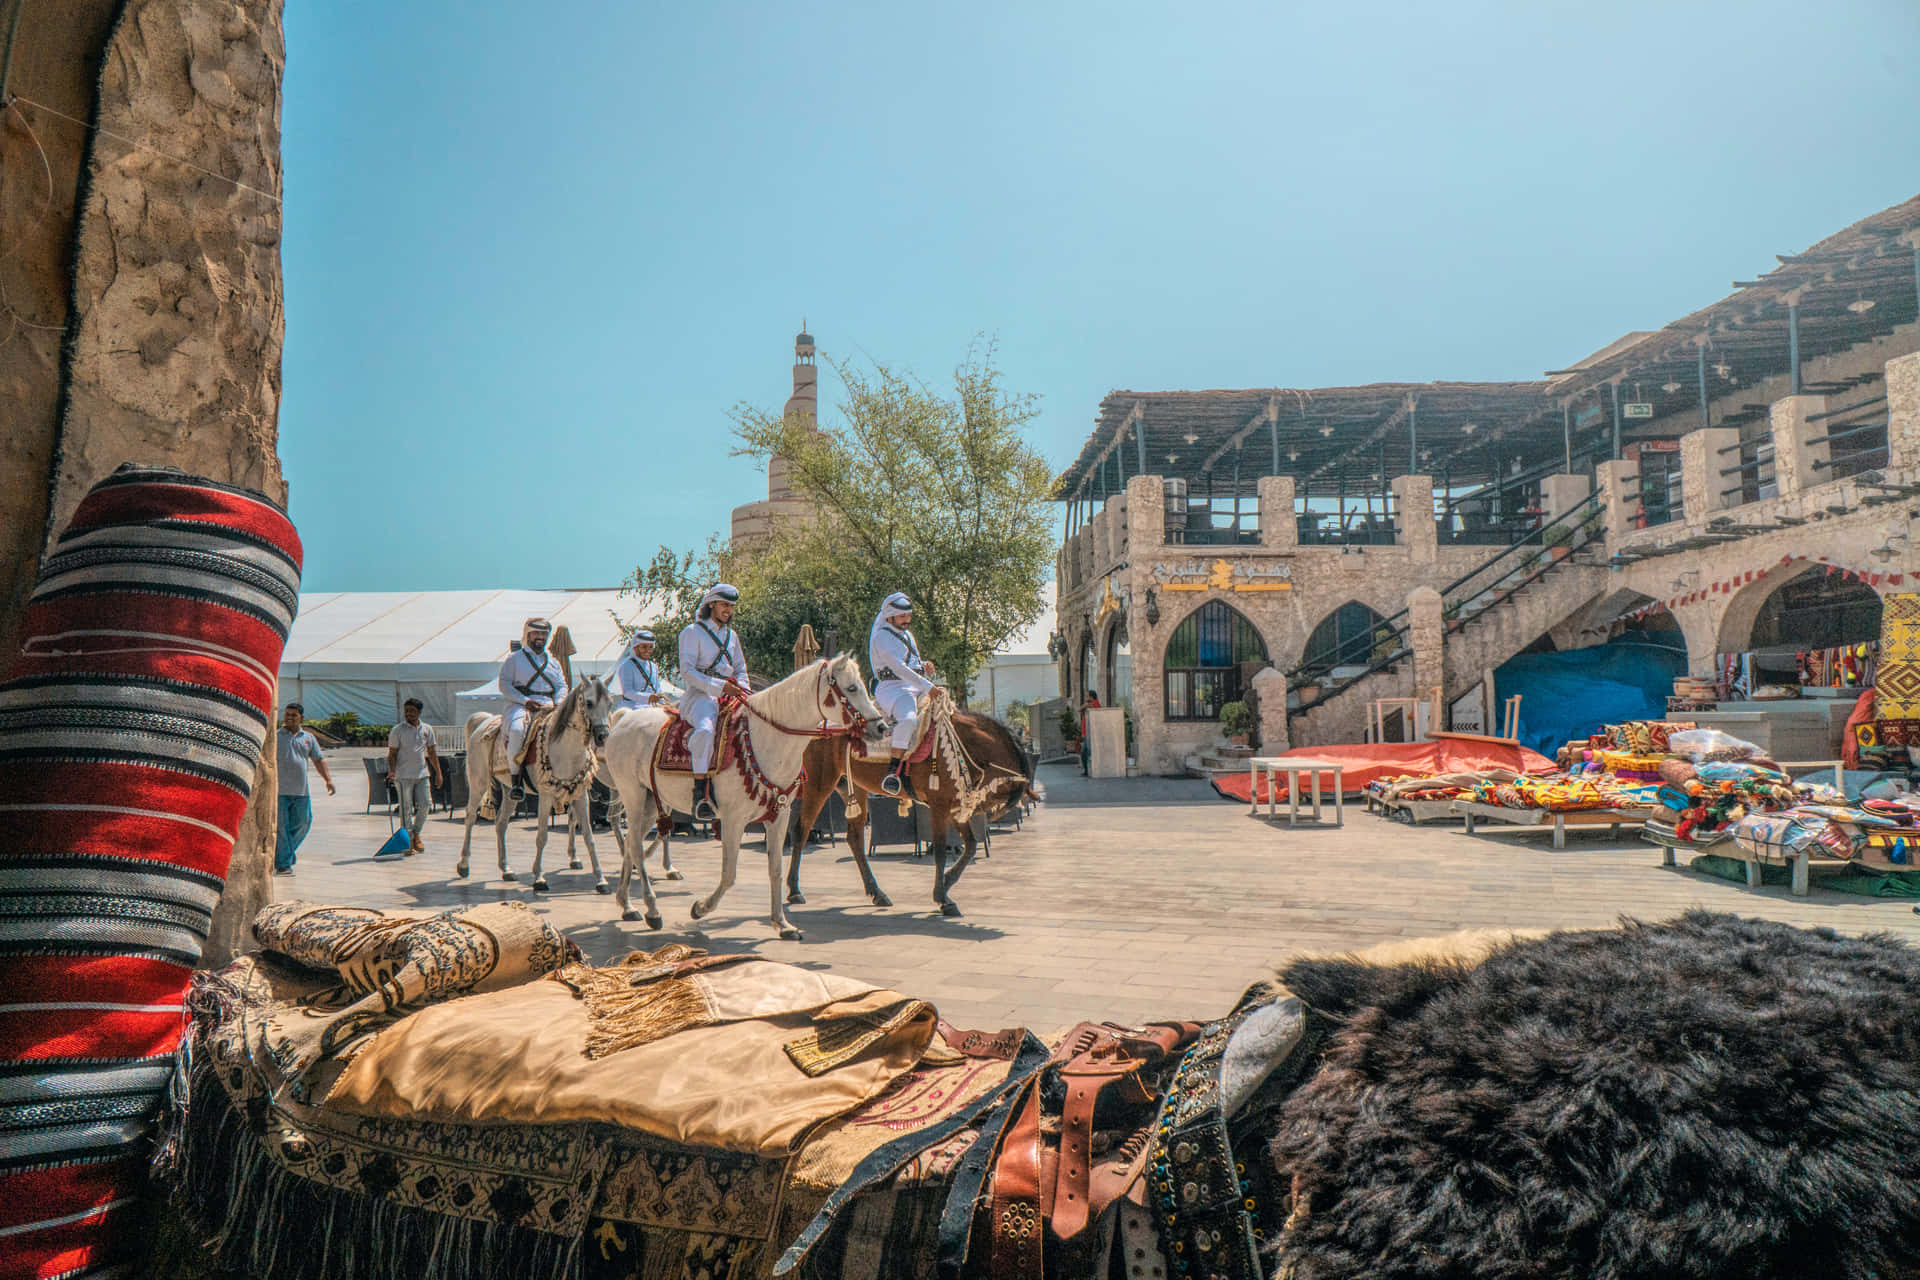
[1209,739,1555,803]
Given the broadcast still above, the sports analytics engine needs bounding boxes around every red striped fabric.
[0,466,301,1280]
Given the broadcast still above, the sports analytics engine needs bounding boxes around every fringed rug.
[0,466,300,1280]
[161,942,955,1280]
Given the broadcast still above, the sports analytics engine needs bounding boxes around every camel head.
[823,653,889,750]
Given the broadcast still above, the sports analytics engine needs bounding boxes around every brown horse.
[786,710,1038,917]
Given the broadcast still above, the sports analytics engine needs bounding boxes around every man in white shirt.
[497,617,568,802]
[613,628,680,710]
[676,584,748,821]
[868,591,936,796]
[386,697,443,853]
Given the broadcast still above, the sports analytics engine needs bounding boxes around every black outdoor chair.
[362,757,397,814]
[433,752,468,817]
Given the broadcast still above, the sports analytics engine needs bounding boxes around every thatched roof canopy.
[1055,193,1920,502]
[1054,380,1555,500]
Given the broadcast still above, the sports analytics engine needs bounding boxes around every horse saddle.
[485,706,553,777]
[650,704,738,776]
[852,692,937,765]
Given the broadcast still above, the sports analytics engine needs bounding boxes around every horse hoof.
[940,902,963,918]
[501,871,517,883]
[666,869,685,881]
[870,892,893,909]
[532,879,549,892]
[622,908,641,922]
[786,889,807,905]
[569,860,583,871]
[646,914,664,931]
[595,882,612,895]
[455,864,469,879]
[689,900,709,920]
[779,926,804,941]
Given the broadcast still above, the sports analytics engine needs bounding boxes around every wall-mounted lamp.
[1670,570,1700,591]
[1870,533,1909,562]
[1046,630,1064,661]
[1144,587,1160,627]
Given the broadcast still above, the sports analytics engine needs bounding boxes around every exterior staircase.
[1287,493,1612,746]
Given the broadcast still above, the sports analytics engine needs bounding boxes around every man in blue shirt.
[275,702,335,874]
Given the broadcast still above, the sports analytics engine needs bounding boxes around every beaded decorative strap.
[1146,995,1317,1280]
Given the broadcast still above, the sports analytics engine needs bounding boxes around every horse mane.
[551,678,583,735]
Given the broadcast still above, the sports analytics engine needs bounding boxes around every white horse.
[457,675,616,891]
[601,654,886,939]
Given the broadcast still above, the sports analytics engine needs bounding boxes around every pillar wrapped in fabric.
[0,465,301,1280]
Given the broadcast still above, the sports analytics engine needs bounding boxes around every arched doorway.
[1079,631,1096,703]
[1298,601,1390,682]
[1163,600,1269,721]
[1717,563,1882,692]
[1104,616,1132,707]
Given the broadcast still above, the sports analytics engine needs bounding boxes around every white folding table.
[1248,756,1345,827]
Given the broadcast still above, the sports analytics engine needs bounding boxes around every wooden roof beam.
[1199,395,1279,472]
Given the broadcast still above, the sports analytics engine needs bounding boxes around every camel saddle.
[650,702,739,776]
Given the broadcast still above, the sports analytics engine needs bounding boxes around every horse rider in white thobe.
[869,591,936,797]
[676,584,748,822]
[498,616,568,802]
[613,628,680,711]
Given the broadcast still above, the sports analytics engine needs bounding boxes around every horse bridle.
[740,660,871,740]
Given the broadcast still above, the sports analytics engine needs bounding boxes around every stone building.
[1054,195,1920,774]
[730,326,825,546]
[0,0,288,959]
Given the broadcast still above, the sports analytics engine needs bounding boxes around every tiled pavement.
[283,759,1920,1032]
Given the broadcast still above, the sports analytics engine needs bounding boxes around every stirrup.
[692,780,716,822]
[880,769,904,797]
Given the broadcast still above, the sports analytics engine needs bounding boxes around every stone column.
[1540,473,1593,524]
[1407,586,1445,702]
[1888,352,1920,473]
[1679,427,1740,525]
[1258,475,1297,550]
[1768,394,1830,498]
[1598,459,1639,542]
[1391,475,1436,564]
[1126,474,1166,550]
[1251,666,1289,753]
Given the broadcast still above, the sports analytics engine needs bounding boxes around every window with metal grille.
[1163,601,1269,721]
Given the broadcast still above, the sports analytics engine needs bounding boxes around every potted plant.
[1057,706,1081,753]
[1542,522,1575,561]
[1220,700,1255,747]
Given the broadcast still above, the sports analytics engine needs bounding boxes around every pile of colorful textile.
[1644,730,1828,843]
[1368,768,1527,805]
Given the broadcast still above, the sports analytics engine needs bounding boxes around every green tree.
[623,342,1055,695]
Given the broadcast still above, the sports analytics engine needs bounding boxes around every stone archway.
[1714,560,1885,657]
[1296,600,1391,677]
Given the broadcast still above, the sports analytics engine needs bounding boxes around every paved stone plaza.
[282,759,1920,1031]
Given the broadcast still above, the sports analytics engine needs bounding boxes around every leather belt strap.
[775,1031,1048,1276]
[986,1080,1046,1277]
[1052,1022,1200,1242]
[934,1048,1043,1279]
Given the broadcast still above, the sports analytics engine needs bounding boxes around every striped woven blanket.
[0,466,300,1280]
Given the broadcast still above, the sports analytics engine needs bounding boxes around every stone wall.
[0,0,289,965]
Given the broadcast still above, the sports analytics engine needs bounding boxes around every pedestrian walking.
[275,702,334,874]
[386,698,443,853]
[1080,691,1101,776]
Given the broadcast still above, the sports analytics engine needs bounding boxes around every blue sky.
[280,0,1919,592]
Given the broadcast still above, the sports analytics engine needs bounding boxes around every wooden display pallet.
[1367,793,1464,825]
[1450,801,1652,849]
[1643,826,1850,897]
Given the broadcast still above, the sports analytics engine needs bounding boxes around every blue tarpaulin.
[1494,635,1687,756]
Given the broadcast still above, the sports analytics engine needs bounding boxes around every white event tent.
[277,589,651,728]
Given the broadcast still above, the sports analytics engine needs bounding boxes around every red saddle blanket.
[652,705,738,775]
